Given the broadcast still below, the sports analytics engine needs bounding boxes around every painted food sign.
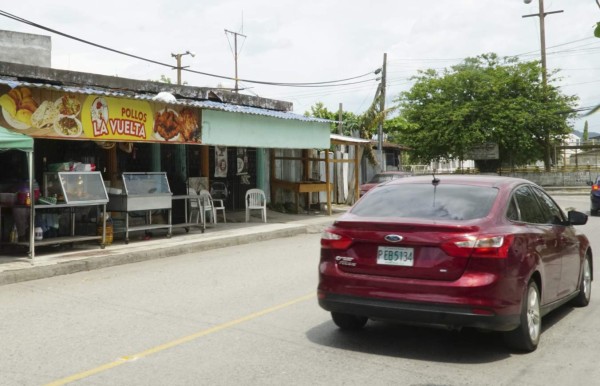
[0,85,201,144]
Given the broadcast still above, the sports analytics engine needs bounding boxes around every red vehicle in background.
[359,171,412,196]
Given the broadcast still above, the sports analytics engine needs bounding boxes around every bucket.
[97,217,113,245]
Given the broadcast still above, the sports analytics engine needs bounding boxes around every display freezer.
[106,172,172,243]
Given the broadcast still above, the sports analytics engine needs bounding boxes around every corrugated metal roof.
[188,100,331,123]
[0,77,331,123]
[330,133,372,145]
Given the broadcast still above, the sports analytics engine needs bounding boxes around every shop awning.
[0,124,33,152]
[201,109,331,149]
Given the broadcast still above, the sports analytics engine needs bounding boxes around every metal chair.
[245,188,267,222]
[210,181,228,201]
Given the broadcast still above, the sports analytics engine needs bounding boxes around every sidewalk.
[0,206,348,287]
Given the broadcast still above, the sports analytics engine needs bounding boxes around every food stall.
[30,171,109,252]
[0,125,36,257]
[106,172,172,244]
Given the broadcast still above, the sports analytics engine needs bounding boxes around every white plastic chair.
[187,187,201,224]
[245,188,267,222]
[212,198,226,223]
[198,189,217,224]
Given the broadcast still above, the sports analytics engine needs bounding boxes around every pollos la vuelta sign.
[0,84,202,144]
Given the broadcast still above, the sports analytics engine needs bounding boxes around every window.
[532,187,565,225]
[513,186,545,224]
[506,196,520,221]
[351,183,498,221]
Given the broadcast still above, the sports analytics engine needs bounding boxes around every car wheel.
[331,312,368,330]
[591,208,597,216]
[571,254,592,307]
[503,281,541,352]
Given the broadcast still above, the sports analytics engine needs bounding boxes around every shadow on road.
[306,304,576,363]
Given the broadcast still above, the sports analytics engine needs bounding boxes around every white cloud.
[1,0,599,131]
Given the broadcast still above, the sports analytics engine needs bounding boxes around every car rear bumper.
[591,194,600,209]
[318,292,521,332]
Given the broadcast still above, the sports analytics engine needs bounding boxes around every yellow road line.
[45,293,315,386]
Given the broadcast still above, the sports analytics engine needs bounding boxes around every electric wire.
[0,9,379,88]
[1,8,599,113]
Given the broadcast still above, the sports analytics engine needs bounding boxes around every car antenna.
[432,170,440,186]
[431,169,440,207]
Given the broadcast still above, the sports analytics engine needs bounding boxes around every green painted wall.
[201,110,330,149]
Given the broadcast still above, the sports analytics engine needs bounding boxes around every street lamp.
[171,50,195,85]
[522,0,563,171]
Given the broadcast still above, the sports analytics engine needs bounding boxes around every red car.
[359,171,412,196]
[318,175,593,352]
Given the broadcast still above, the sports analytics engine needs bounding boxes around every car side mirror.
[568,210,588,225]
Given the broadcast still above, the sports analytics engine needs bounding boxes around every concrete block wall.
[504,171,597,186]
[0,30,51,68]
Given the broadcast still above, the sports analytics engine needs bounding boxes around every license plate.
[377,246,414,266]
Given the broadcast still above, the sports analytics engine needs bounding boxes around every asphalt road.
[0,195,598,386]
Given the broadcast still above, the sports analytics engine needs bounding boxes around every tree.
[395,53,579,171]
[584,120,589,141]
[595,0,600,37]
[306,96,390,166]
[149,75,189,85]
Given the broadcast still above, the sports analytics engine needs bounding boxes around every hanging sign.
[0,85,202,144]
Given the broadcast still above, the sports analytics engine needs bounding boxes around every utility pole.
[171,50,195,85]
[377,53,387,171]
[171,50,195,186]
[224,29,247,92]
[522,0,563,171]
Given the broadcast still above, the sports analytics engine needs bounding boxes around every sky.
[1,0,600,134]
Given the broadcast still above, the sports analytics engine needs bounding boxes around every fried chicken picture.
[154,109,179,140]
[176,108,199,142]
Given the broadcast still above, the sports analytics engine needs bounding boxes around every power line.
[0,9,380,88]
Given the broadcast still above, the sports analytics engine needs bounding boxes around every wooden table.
[271,179,328,214]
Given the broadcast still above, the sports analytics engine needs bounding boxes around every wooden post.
[270,149,275,205]
[201,146,209,178]
[325,150,332,215]
[354,144,360,202]
[107,146,119,187]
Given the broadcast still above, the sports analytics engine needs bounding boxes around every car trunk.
[332,219,480,281]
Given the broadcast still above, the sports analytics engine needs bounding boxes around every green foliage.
[305,95,393,166]
[148,75,173,84]
[305,102,359,136]
[595,22,600,38]
[149,75,188,85]
[395,53,578,169]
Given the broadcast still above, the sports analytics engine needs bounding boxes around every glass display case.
[13,171,111,255]
[44,172,109,204]
[106,172,172,243]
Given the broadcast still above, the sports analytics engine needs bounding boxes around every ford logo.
[384,234,403,243]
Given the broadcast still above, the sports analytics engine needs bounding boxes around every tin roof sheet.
[0,77,331,123]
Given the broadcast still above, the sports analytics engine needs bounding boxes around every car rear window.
[351,183,498,220]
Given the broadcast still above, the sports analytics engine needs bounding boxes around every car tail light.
[441,234,514,258]
[321,230,352,249]
[593,184,600,191]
